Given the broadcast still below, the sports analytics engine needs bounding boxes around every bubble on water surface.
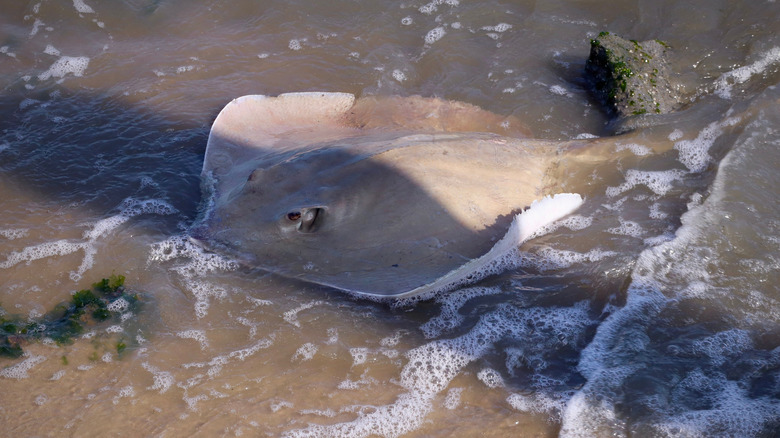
[105,325,123,334]
[607,218,645,238]
[0,355,46,379]
[531,214,593,236]
[0,228,29,240]
[668,129,684,141]
[72,0,95,14]
[30,19,45,37]
[349,347,369,366]
[289,303,592,437]
[43,44,60,56]
[615,142,651,156]
[338,373,378,390]
[420,286,502,338]
[477,368,505,388]
[674,117,740,173]
[379,331,403,347]
[142,362,174,394]
[282,301,324,328]
[271,400,294,412]
[112,385,135,405]
[0,46,17,58]
[516,248,617,272]
[714,47,780,99]
[292,343,318,362]
[0,197,176,280]
[38,56,90,81]
[392,69,407,82]
[648,202,668,220]
[149,235,238,318]
[606,169,686,198]
[481,23,512,33]
[178,329,209,350]
[424,27,446,45]
[443,387,463,409]
[549,85,573,97]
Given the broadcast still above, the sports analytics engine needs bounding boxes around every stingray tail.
[515,193,584,241]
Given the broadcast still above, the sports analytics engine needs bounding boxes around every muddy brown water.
[1,1,779,436]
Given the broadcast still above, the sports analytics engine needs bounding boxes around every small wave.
[560,87,780,437]
[714,47,780,99]
[288,302,592,437]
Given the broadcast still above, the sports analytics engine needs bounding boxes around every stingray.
[197,92,601,298]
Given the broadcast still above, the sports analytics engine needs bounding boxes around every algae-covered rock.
[586,32,680,117]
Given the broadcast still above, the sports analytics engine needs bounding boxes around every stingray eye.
[286,211,302,221]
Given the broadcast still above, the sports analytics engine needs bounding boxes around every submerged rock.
[586,32,680,118]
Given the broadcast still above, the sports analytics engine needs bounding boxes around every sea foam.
[0,355,46,379]
[72,0,95,14]
[561,98,780,436]
[424,27,446,45]
[149,235,237,318]
[1,198,175,281]
[674,117,740,173]
[288,302,592,437]
[38,56,90,81]
[714,47,780,99]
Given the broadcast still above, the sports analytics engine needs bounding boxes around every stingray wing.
[203,92,359,197]
[203,92,530,198]
[357,193,584,299]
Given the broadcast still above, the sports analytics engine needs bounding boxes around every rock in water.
[586,32,680,117]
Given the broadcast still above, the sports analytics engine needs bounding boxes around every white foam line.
[72,0,95,14]
[714,47,780,99]
[283,301,324,328]
[177,330,209,350]
[288,302,591,437]
[182,335,276,379]
[0,355,47,379]
[149,235,237,318]
[0,240,86,269]
[560,113,780,435]
[674,117,740,173]
[420,286,501,338]
[0,198,176,281]
[38,56,90,81]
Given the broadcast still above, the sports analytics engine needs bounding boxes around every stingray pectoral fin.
[346,95,532,137]
[203,92,358,182]
[380,193,584,299]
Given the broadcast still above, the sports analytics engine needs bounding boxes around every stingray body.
[198,92,591,298]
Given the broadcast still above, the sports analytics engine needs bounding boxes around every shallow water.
[1,0,779,436]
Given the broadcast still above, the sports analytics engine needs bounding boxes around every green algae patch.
[0,274,140,359]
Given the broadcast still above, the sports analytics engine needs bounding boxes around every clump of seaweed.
[0,274,140,358]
